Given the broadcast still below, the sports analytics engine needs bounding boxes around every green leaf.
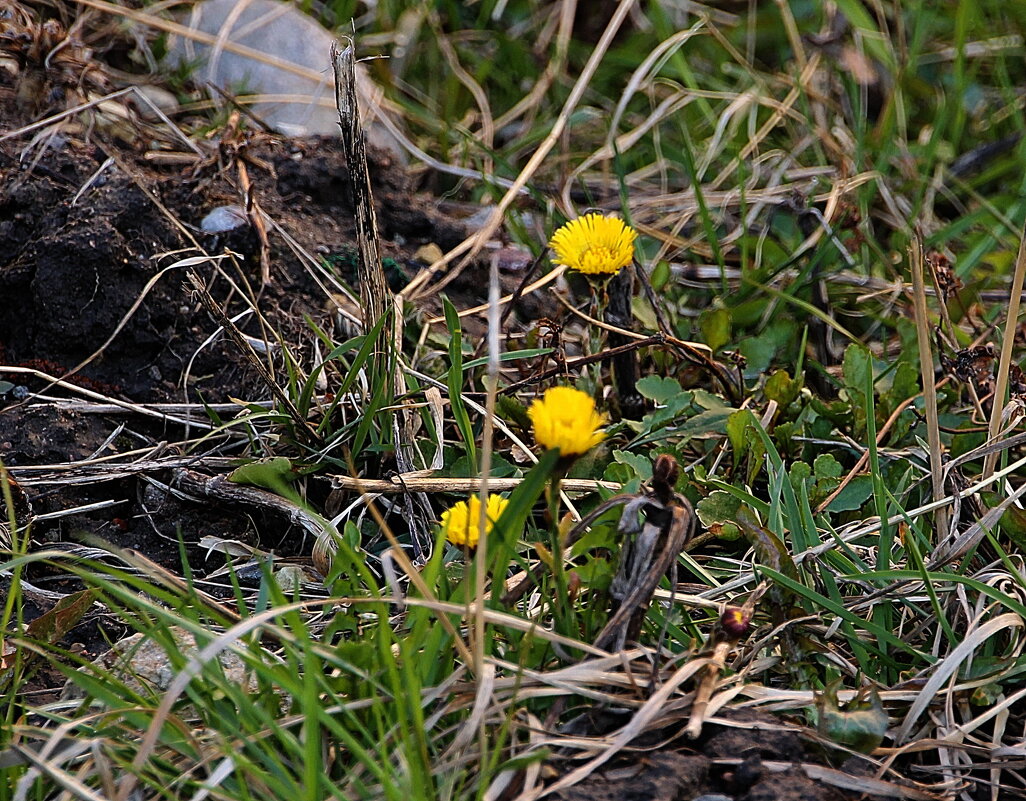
[572,557,613,591]
[884,360,920,405]
[461,348,553,371]
[696,490,741,526]
[444,297,477,471]
[739,336,775,373]
[680,407,735,441]
[692,389,729,410]
[765,370,801,406]
[315,309,391,436]
[699,307,731,352]
[696,491,742,540]
[825,475,875,513]
[726,408,758,466]
[636,375,682,403]
[641,392,693,432]
[789,461,813,497]
[813,453,843,481]
[650,259,670,291]
[229,457,298,497]
[496,395,532,432]
[842,343,872,402]
[736,506,800,584]
[612,450,653,481]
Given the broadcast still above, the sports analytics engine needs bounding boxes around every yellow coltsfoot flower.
[528,386,607,457]
[548,213,637,276]
[440,493,509,549]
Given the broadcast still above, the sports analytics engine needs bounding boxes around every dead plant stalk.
[983,222,1026,479]
[910,232,948,538]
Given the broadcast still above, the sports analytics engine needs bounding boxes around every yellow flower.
[528,386,606,457]
[548,213,637,276]
[440,494,509,549]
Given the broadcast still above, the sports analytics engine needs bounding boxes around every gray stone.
[62,626,257,701]
[164,0,401,154]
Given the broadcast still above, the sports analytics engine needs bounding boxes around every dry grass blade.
[910,231,947,538]
[528,656,716,798]
[895,612,1024,744]
[185,271,320,442]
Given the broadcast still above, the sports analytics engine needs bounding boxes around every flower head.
[440,493,509,549]
[548,213,637,276]
[719,606,752,639]
[528,386,606,457]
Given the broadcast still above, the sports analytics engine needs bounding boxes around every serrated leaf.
[697,492,743,538]
[612,450,653,481]
[790,461,812,481]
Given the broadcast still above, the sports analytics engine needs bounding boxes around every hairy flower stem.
[546,466,573,637]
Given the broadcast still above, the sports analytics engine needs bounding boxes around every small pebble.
[200,204,248,234]
[692,795,733,801]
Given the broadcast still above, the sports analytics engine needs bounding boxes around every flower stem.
[546,467,572,637]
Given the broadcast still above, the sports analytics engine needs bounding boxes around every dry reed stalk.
[983,223,1026,480]
[910,232,948,538]
[331,39,392,336]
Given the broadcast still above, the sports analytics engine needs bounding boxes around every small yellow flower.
[548,213,637,276]
[528,386,606,457]
[440,494,509,548]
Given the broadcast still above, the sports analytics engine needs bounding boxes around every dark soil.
[0,68,533,568]
[548,706,899,801]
